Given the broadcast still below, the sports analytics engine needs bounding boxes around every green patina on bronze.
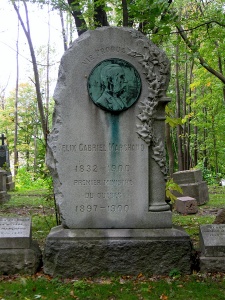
[87,58,142,113]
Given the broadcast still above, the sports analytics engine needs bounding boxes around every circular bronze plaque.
[87,58,142,113]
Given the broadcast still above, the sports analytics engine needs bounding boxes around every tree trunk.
[59,9,68,51]
[175,42,184,171]
[122,0,129,26]
[176,24,225,85]
[67,0,87,36]
[94,0,108,27]
[183,53,188,169]
[14,8,19,177]
[194,125,198,167]
[165,122,174,177]
[12,1,47,144]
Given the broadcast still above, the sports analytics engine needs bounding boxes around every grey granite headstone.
[44,27,192,276]
[0,217,41,275]
[47,26,171,229]
[0,217,31,248]
[200,224,225,257]
[0,134,15,191]
[200,224,225,272]
[173,169,209,205]
[0,169,10,203]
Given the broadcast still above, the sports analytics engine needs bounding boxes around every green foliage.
[166,178,183,203]
[15,166,52,191]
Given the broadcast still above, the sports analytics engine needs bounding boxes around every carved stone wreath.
[127,31,170,177]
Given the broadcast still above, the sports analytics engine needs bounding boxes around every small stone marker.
[44,27,192,277]
[0,169,10,203]
[173,169,209,205]
[200,224,225,272]
[175,196,198,215]
[0,217,31,248]
[0,134,15,191]
[0,217,41,275]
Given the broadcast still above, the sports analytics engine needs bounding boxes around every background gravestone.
[200,224,225,272]
[0,217,41,274]
[173,169,209,205]
[0,134,14,191]
[44,27,192,277]
[0,169,10,203]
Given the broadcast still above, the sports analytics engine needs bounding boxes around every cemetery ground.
[0,187,225,299]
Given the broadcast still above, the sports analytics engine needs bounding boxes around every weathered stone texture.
[43,226,192,277]
[0,241,42,275]
[173,170,209,205]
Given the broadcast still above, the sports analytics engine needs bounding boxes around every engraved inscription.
[82,46,126,65]
[75,165,98,172]
[59,143,145,153]
[0,218,30,237]
[73,179,133,186]
[75,204,129,213]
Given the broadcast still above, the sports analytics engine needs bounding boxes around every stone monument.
[200,224,225,272]
[0,134,15,191]
[0,217,41,274]
[0,168,10,203]
[44,27,192,277]
[173,169,209,205]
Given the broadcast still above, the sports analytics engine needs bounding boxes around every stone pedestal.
[173,170,209,205]
[0,217,42,275]
[45,27,192,277]
[175,196,198,215]
[44,226,192,277]
[200,224,225,272]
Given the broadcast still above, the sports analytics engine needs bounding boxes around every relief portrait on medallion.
[87,58,142,113]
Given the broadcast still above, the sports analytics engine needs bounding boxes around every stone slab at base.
[200,256,225,273]
[0,241,42,275]
[43,226,192,277]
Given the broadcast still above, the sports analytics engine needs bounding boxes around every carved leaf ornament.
[128,31,170,177]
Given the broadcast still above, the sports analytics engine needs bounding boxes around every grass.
[0,273,225,299]
[0,186,225,299]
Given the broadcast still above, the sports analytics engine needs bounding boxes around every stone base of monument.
[200,224,225,272]
[0,217,42,275]
[0,241,42,275]
[43,225,192,277]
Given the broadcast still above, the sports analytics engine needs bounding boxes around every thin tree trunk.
[60,9,68,51]
[176,24,225,85]
[187,60,194,169]
[194,125,198,166]
[14,8,19,177]
[203,106,208,169]
[212,116,218,174]
[122,0,128,26]
[12,1,47,144]
[175,43,184,171]
[165,122,174,177]
[183,53,188,169]
[67,0,87,36]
